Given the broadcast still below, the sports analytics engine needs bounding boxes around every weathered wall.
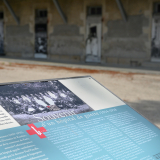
[0,0,153,64]
[1,0,35,57]
[5,25,33,57]
[2,0,86,61]
[48,0,85,62]
[102,0,151,65]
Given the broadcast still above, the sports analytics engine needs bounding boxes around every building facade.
[0,0,159,65]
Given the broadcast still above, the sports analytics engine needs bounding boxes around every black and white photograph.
[0,80,94,125]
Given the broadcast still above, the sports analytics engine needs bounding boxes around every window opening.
[87,6,102,16]
[35,9,47,18]
[153,3,160,14]
[0,12,4,19]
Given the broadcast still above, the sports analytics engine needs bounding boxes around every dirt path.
[0,61,160,127]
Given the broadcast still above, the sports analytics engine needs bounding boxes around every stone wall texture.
[0,0,153,65]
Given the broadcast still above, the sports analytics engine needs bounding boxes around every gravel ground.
[0,60,160,128]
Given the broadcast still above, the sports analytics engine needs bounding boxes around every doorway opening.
[85,6,102,63]
[35,9,48,58]
[151,2,160,62]
[0,12,4,55]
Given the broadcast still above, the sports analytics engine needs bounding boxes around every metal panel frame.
[115,0,127,22]
[52,0,67,24]
[3,0,19,25]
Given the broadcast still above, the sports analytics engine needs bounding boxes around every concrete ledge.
[0,57,160,75]
[50,54,84,62]
[142,62,160,69]
[104,56,144,66]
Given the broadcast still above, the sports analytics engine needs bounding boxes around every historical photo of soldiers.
[0,80,94,125]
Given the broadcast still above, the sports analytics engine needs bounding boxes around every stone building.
[0,0,159,66]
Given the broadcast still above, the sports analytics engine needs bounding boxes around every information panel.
[0,76,159,160]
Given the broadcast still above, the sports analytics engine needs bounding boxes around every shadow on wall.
[126,100,160,128]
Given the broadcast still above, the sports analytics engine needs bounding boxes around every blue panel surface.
[0,105,160,160]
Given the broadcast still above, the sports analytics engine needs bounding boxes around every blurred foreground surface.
[0,59,160,128]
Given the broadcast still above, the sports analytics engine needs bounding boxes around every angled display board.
[0,76,159,160]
